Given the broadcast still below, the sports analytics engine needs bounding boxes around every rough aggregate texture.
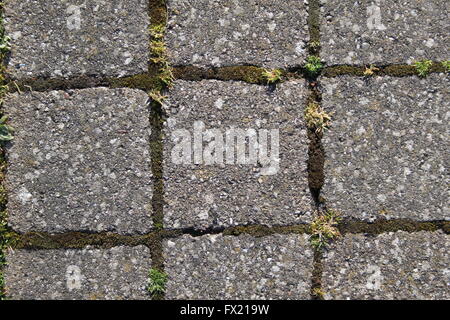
[5,246,151,300]
[322,231,450,299]
[4,88,153,234]
[4,0,148,79]
[166,0,309,68]
[164,234,314,299]
[321,0,450,64]
[163,80,312,230]
[322,75,449,221]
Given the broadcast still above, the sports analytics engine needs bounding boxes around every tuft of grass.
[312,287,326,299]
[304,102,332,134]
[414,59,433,77]
[363,65,380,76]
[148,268,167,298]
[310,210,341,250]
[442,61,450,73]
[304,56,324,76]
[262,68,282,84]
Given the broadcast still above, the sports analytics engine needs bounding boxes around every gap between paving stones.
[306,0,326,300]
[3,219,448,250]
[5,62,449,93]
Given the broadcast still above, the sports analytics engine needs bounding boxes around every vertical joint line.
[148,0,169,300]
[307,0,326,300]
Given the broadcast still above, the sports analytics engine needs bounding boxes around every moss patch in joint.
[11,231,155,250]
[223,224,310,237]
[338,218,449,235]
[322,65,366,77]
[214,66,267,84]
[109,73,159,91]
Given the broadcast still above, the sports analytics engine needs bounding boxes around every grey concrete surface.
[5,246,151,300]
[322,75,449,221]
[4,88,153,234]
[320,0,450,65]
[163,80,313,230]
[322,231,450,299]
[4,0,148,79]
[166,0,309,68]
[164,234,313,299]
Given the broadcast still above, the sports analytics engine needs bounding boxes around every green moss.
[109,73,160,91]
[414,59,433,77]
[12,232,153,250]
[173,66,279,84]
[338,218,447,235]
[223,224,309,237]
[215,66,267,84]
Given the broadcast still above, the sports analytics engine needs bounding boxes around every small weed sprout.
[148,268,168,298]
[305,56,324,76]
[262,68,282,84]
[363,65,380,76]
[304,102,332,134]
[0,116,13,142]
[442,61,450,72]
[414,60,433,77]
[310,210,341,249]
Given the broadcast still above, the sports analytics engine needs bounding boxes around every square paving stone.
[322,231,450,299]
[322,75,449,221]
[4,88,153,234]
[164,234,313,299]
[4,0,149,79]
[5,246,151,300]
[166,0,309,68]
[163,80,312,230]
[321,0,450,65]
